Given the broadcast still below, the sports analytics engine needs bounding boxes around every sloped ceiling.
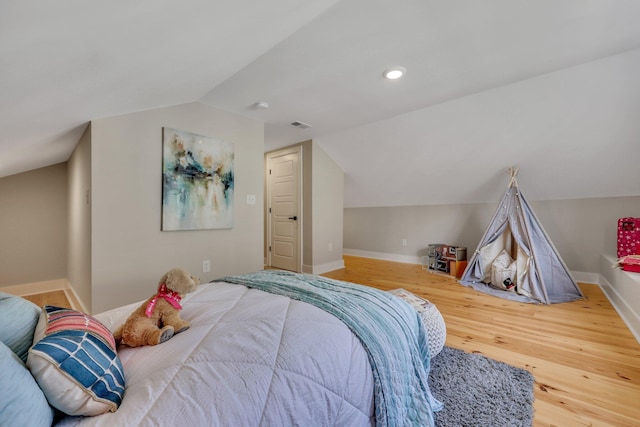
[2,0,639,207]
[0,0,341,177]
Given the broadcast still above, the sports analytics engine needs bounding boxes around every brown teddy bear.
[113,268,199,347]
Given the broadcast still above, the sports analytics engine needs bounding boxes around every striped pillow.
[27,306,126,416]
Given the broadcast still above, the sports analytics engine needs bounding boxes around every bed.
[1,271,441,427]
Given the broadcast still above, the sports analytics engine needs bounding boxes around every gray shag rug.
[428,346,535,427]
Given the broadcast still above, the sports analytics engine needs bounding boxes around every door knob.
[288,216,298,220]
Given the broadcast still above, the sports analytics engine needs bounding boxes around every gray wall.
[0,163,68,287]
[528,197,640,272]
[90,102,264,313]
[67,125,92,311]
[345,203,493,263]
[344,195,640,274]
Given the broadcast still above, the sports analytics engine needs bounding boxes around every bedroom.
[1,1,639,426]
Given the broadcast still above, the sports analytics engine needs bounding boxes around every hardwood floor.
[22,290,72,309]
[323,256,640,427]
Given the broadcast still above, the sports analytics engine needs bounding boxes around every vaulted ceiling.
[2,0,639,207]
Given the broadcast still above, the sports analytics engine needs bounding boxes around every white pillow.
[491,249,517,291]
[479,232,510,282]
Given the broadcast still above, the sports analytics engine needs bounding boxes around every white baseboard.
[312,259,345,275]
[301,261,347,275]
[597,274,640,344]
[343,248,422,265]
[64,286,89,313]
[570,270,599,284]
[598,254,640,344]
[1,278,88,313]
[0,279,69,296]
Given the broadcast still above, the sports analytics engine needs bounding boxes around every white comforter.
[57,282,374,426]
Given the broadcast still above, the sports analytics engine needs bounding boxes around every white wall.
[311,142,344,273]
[90,102,264,313]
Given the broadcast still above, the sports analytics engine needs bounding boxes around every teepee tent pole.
[507,166,519,188]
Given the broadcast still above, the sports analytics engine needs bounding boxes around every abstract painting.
[162,127,234,231]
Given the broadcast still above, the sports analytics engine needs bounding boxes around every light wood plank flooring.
[323,256,640,427]
[22,290,72,309]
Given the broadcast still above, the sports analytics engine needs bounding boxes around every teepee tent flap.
[460,168,584,304]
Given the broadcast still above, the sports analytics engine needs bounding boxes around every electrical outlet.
[401,238,407,246]
[202,260,211,273]
[328,243,334,252]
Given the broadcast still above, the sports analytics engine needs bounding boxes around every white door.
[267,147,301,272]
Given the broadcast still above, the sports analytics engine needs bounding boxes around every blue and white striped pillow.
[27,306,126,416]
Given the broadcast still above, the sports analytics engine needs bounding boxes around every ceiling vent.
[290,121,312,130]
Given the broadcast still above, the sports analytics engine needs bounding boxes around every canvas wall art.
[162,127,234,231]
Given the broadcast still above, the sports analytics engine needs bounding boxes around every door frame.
[265,145,303,272]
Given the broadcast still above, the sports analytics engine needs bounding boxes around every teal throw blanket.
[217,270,442,427]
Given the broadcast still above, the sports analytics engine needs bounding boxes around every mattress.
[56,281,374,426]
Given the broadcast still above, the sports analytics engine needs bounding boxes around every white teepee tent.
[460,168,584,304]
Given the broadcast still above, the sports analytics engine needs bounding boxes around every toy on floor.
[114,268,199,347]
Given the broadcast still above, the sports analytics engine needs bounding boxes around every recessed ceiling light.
[254,101,270,109]
[383,66,407,80]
